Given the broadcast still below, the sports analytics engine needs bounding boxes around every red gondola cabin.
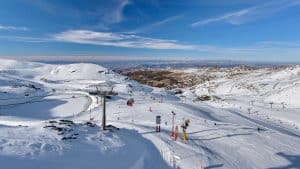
[127,98,134,106]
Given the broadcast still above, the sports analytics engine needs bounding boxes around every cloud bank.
[52,30,194,50]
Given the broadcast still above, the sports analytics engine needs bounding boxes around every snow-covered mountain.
[0,59,300,169]
[189,66,300,108]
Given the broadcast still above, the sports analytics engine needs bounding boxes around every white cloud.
[92,0,131,29]
[0,25,28,31]
[52,30,300,59]
[52,30,195,50]
[191,0,300,27]
[100,0,131,24]
[128,15,183,34]
[28,0,131,29]
[1,30,300,61]
[0,35,48,43]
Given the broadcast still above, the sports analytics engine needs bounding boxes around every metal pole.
[90,109,91,120]
[102,95,106,130]
[171,111,175,136]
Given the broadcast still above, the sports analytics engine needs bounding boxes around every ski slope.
[0,59,300,169]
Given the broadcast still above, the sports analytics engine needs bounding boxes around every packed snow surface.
[0,59,300,169]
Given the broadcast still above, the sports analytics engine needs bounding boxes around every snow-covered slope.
[192,66,300,107]
[1,59,300,169]
[0,59,169,169]
[186,66,300,130]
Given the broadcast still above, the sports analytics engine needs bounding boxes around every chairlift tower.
[96,84,111,130]
[102,94,106,130]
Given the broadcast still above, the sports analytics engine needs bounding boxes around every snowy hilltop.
[0,59,300,169]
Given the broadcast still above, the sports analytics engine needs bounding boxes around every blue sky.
[0,0,300,62]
